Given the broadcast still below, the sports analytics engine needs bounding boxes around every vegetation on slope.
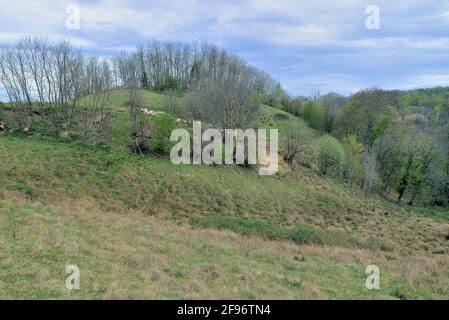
[1,87,449,298]
[1,37,449,299]
[1,190,449,299]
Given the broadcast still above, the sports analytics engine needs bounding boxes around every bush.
[283,121,304,164]
[196,216,350,246]
[316,135,345,176]
[342,135,364,186]
[274,112,290,121]
[150,113,177,155]
[164,76,180,91]
[155,76,180,91]
[302,101,323,129]
[162,90,183,118]
[128,90,151,154]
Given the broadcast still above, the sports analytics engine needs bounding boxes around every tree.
[340,88,396,191]
[394,131,437,204]
[184,79,259,129]
[283,96,303,117]
[433,92,449,202]
[407,144,436,205]
[150,113,177,155]
[162,90,180,116]
[271,82,288,109]
[112,40,280,98]
[320,93,346,133]
[141,71,150,88]
[342,134,364,187]
[302,100,323,130]
[128,90,150,154]
[0,40,35,130]
[340,88,396,147]
[283,121,305,164]
[377,131,403,191]
[316,135,345,176]
[0,37,115,143]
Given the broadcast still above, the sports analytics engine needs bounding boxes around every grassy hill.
[1,89,449,299]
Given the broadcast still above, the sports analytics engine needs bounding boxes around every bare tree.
[111,40,279,99]
[0,37,113,142]
[283,121,305,164]
[184,79,259,129]
[0,42,34,130]
[162,90,180,116]
[128,89,150,154]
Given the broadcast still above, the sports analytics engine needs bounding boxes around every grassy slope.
[1,89,449,299]
[2,192,448,299]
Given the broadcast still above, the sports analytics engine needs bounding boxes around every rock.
[140,108,166,116]
[23,127,30,134]
[0,122,6,131]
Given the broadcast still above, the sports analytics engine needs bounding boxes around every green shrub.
[316,135,345,176]
[274,112,290,121]
[284,224,327,244]
[302,101,323,129]
[150,113,177,155]
[342,135,364,186]
[160,76,180,91]
[196,216,349,246]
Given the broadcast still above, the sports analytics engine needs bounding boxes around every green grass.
[100,88,183,113]
[1,194,448,299]
[1,88,449,299]
[1,134,448,255]
[258,104,318,139]
[195,216,351,247]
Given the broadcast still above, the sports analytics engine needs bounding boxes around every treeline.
[112,41,280,99]
[0,38,114,144]
[0,37,279,144]
[275,87,449,207]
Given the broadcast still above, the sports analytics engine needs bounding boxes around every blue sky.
[1,0,449,96]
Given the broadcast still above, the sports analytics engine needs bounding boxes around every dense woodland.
[290,87,449,207]
[2,37,449,207]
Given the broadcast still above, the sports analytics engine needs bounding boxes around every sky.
[1,0,449,96]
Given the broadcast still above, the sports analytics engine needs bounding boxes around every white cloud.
[0,0,361,46]
[348,37,449,50]
[1,0,449,94]
[0,32,96,48]
[396,74,449,90]
[281,73,363,96]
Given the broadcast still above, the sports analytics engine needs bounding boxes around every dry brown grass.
[1,191,448,299]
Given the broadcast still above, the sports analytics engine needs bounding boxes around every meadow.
[1,89,449,299]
